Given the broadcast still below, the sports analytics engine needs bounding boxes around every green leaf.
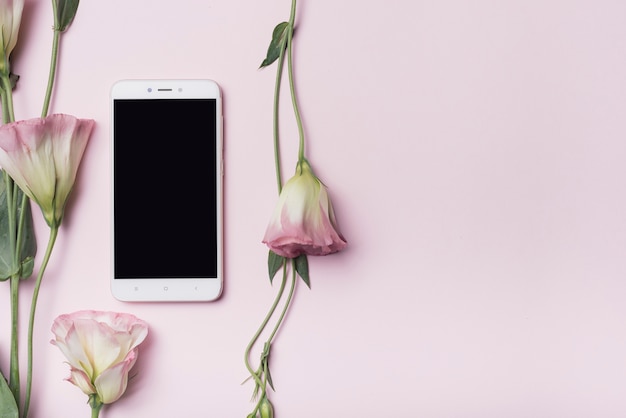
[0,174,37,281]
[260,22,290,68]
[54,0,80,32]
[265,362,275,391]
[294,254,310,288]
[267,250,284,283]
[0,368,19,418]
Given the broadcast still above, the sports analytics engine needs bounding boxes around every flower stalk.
[41,28,60,117]
[0,2,89,417]
[89,396,104,418]
[1,43,26,412]
[284,1,305,164]
[245,0,346,415]
[22,224,58,418]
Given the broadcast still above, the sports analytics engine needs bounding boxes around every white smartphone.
[110,79,223,302]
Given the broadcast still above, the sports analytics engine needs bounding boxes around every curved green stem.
[41,29,60,117]
[245,262,299,416]
[22,225,59,418]
[272,32,287,193]
[286,0,306,163]
[267,261,297,344]
[244,263,288,389]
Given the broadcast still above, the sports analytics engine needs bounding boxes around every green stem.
[90,402,103,418]
[246,262,299,417]
[3,172,16,262]
[41,29,60,117]
[244,263,288,387]
[1,72,21,409]
[0,80,10,123]
[272,30,287,193]
[8,192,31,404]
[22,225,59,418]
[267,261,297,344]
[286,0,306,163]
[8,275,20,406]
[1,73,16,122]
[88,394,104,418]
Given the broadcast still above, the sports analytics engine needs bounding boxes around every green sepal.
[260,22,290,68]
[19,256,35,280]
[0,368,19,418]
[0,174,37,281]
[267,250,284,283]
[8,73,18,90]
[54,0,80,32]
[88,393,104,418]
[294,254,310,288]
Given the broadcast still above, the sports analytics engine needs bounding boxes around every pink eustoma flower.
[0,113,94,227]
[0,0,24,74]
[263,160,347,258]
[50,310,148,405]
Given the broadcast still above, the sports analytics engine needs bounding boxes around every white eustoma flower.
[51,310,148,405]
[0,114,94,227]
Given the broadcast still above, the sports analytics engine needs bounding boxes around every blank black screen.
[113,99,218,278]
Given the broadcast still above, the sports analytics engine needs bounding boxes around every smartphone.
[110,79,223,302]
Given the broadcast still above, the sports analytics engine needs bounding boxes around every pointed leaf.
[54,0,80,32]
[265,362,275,391]
[260,22,290,68]
[0,369,19,418]
[267,250,284,283]
[261,342,275,391]
[294,255,310,288]
[0,174,37,280]
[8,73,18,90]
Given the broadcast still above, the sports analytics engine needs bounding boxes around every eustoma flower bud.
[262,159,347,258]
[0,0,24,75]
[259,396,274,418]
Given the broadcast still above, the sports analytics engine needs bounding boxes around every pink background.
[2,0,626,416]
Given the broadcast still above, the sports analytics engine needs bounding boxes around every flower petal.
[67,367,96,397]
[0,114,94,226]
[93,349,138,404]
[51,310,148,405]
[263,160,347,258]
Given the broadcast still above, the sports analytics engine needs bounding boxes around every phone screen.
[113,98,218,279]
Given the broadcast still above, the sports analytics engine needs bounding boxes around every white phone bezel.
[110,79,223,302]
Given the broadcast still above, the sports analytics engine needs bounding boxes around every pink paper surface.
[2,0,626,417]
